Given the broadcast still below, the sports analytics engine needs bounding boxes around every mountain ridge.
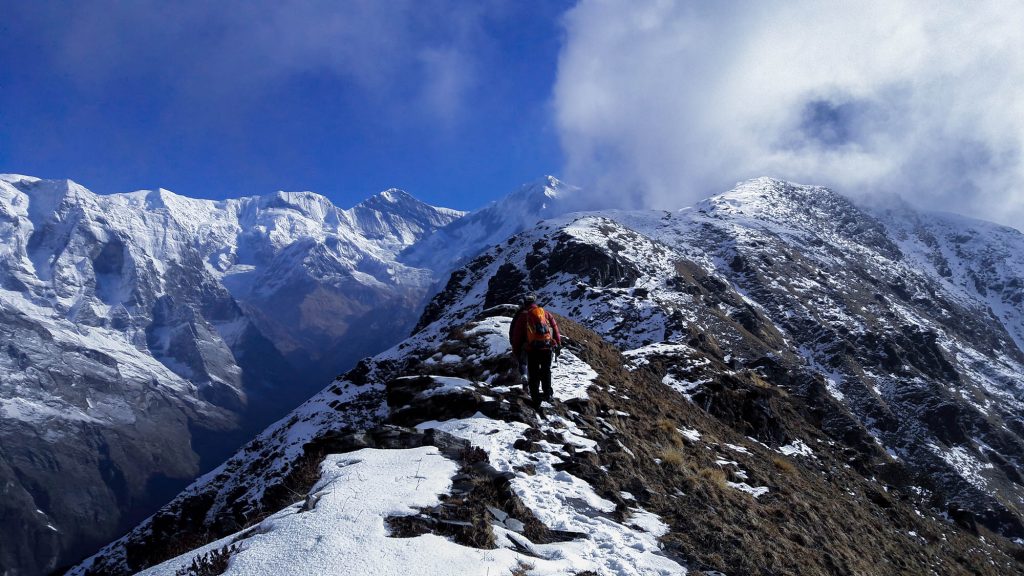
[67,177,1024,575]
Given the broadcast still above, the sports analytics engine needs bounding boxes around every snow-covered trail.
[140,316,685,575]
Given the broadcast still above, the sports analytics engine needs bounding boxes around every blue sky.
[2,1,1022,228]
[0,1,571,210]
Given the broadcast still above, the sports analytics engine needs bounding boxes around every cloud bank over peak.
[554,0,1024,229]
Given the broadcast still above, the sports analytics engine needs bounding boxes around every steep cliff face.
[70,179,1024,575]
[0,174,463,575]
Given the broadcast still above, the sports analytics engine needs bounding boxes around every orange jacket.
[510,304,561,356]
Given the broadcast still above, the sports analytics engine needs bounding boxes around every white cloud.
[554,0,1024,228]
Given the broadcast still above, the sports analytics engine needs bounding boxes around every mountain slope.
[876,204,1024,352]
[420,178,1024,535]
[0,174,463,575]
[72,179,1024,575]
[73,305,1022,576]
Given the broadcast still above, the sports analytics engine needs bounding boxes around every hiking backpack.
[525,306,553,349]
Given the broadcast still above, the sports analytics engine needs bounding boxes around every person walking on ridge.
[509,300,530,392]
[510,294,562,407]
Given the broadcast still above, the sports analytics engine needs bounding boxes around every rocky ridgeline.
[417,180,1024,541]
[73,304,1022,574]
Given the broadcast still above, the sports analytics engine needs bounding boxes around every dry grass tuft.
[656,418,677,433]
[748,372,772,388]
[697,466,729,488]
[655,418,684,447]
[659,449,686,471]
[772,455,797,474]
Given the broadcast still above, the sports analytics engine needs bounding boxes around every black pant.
[526,348,553,402]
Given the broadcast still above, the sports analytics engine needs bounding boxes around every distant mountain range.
[50,177,1024,576]
[0,174,476,574]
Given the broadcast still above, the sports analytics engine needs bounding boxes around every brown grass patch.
[659,449,686,471]
[655,418,677,433]
[773,455,797,474]
[697,466,729,488]
[655,418,684,447]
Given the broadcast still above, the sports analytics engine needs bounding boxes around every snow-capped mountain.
[420,178,1024,531]
[71,178,1024,575]
[0,174,463,575]
[400,175,577,273]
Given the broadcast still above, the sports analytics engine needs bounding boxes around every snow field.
[139,447,536,576]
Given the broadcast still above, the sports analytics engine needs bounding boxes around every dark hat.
[523,293,537,305]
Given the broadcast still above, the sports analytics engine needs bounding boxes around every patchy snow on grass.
[662,374,709,399]
[410,376,478,399]
[418,415,685,575]
[928,443,994,491]
[545,414,599,453]
[551,350,599,401]
[462,316,513,358]
[627,508,670,536]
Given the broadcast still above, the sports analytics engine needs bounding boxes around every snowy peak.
[399,175,579,272]
[10,177,93,217]
[254,190,340,224]
[699,177,849,220]
[355,187,418,208]
[347,188,465,249]
[495,174,573,212]
[695,177,902,259]
[0,173,41,187]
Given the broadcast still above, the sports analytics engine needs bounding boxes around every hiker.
[509,301,530,386]
[510,294,562,406]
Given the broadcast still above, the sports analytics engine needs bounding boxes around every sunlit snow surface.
[139,447,531,576]
[141,446,682,576]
